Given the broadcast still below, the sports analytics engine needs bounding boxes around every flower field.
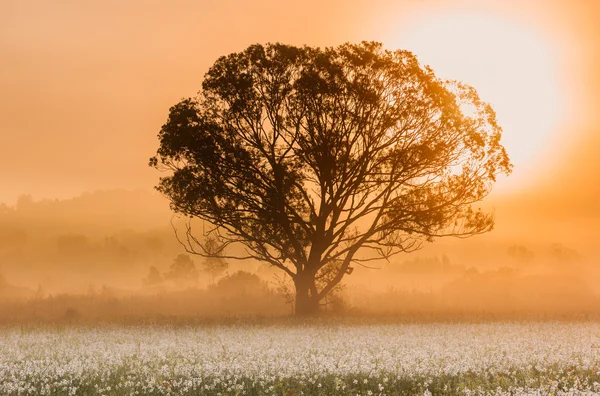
[1,322,600,395]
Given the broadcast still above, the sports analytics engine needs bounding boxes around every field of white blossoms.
[1,322,600,395]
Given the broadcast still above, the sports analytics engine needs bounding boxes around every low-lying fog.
[0,188,598,321]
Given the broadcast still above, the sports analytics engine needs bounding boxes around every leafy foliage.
[164,254,199,284]
[151,42,511,314]
[201,236,228,283]
[143,266,164,286]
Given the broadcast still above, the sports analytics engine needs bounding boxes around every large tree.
[150,42,511,315]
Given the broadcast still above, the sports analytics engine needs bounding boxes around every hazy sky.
[1,0,599,207]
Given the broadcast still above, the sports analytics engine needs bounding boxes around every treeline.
[0,190,597,322]
[0,190,200,293]
[1,258,598,323]
[0,271,289,323]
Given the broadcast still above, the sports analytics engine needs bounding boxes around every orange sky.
[1,0,599,208]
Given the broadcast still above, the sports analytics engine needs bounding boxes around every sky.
[1,0,599,208]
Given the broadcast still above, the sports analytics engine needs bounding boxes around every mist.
[5,2,600,396]
[2,0,600,321]
[0,188,598,322]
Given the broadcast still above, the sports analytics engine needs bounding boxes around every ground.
[2,321,600,395]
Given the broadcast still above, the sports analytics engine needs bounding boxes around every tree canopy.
[150,42,511,315]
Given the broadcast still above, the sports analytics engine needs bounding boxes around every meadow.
[2,322,600,395]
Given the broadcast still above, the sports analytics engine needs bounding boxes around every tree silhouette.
[201,236,228,284]
[143,265,164,286]
[550,243,580,263]
[507,244,534,263]
[164,254,199,285]
[150,42,511,315]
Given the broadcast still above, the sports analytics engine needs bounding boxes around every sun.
[392,10,566,184]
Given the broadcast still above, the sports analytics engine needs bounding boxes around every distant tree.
[15,195,34,212]
[34,284,45,300]
[201,236,228,284]
[212,271,264,295]
[397,255,462,274]
[143,265,164,286]
[550,243,580,263]
[150,42,511,315]
[272,273,295,314]
[103,236,130,260]
[507,244,534,262]
[164,254,199,284]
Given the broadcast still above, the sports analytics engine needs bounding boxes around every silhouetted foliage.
[211,271,264,295]
[103,236,130,260]
[164,254,199,285]
[201,236,228,284]
[151,42,511,315]
[394,255,464,274]
[143,265,164,286]
[507,244,534,262]
[550,243,580,263]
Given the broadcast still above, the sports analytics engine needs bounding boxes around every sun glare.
[394,11,566,182]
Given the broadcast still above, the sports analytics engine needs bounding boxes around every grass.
[4,367,600,395]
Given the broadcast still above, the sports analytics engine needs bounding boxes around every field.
[2,322,600,395]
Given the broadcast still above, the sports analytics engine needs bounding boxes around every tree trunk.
[294,273,319,316]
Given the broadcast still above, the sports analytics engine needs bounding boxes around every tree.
[201,236,228,284]
[143,265,164,286]
[507,244,534,263]
[212,271,264,296]
[150,42,511,315]
[550,243,580,263]
[164,254,199,285]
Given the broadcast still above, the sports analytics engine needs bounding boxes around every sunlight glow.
[393,11,566,179]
